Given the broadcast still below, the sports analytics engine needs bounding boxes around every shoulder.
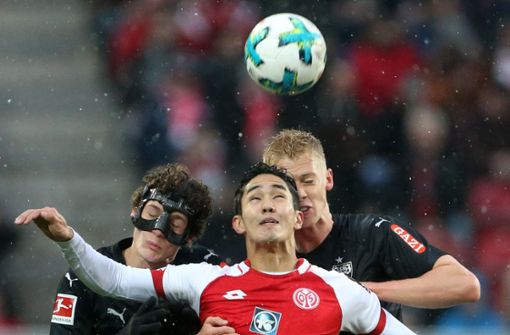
[174,244,223,265]
[332,213,399,239]
[334,212,403,227]
[332,213,424,252]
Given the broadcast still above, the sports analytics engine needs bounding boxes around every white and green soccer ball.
[244,13,327,95]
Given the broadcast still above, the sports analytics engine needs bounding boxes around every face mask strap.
[131,186,193,246]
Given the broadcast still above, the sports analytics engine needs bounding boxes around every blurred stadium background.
[0,0,509,333]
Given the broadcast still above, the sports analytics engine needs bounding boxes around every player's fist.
[15,207,74,242]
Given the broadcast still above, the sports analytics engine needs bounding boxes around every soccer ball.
[244,13,327,95]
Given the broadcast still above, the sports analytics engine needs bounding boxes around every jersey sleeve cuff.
[56,228,80,249]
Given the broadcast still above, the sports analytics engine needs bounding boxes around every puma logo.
[204,250,218,261]
[107,307,127,325]
[65,273,79,288]
[375,217,390,228]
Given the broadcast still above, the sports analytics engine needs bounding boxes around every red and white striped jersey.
[59,232,416,335]
[153,258,387,334]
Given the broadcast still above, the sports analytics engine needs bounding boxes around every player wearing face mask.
[48,163,222,335]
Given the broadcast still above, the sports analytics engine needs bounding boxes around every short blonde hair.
[263,129,326,165]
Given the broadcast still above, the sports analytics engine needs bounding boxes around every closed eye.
[146,211,161,218]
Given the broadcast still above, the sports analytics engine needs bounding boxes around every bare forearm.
[364,255,480,308]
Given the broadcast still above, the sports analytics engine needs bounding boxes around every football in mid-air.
[244,13,327,95]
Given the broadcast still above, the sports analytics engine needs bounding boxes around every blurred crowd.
[90,0,510,330]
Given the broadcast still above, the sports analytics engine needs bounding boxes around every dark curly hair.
[131,163,212,241]
[233,162,299,215]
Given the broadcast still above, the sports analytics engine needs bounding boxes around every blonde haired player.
[262,129,480,320]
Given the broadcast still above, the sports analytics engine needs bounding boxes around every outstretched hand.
[15,207,74,242]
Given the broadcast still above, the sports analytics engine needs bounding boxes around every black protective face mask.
[131,187,195,246]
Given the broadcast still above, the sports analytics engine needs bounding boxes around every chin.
[254,234,278,244]
[143,251,161,262]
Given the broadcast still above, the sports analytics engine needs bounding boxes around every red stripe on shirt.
[150,268,167,300]
[367,309,387,335]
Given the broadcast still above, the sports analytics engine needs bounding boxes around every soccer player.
[262,129,480,319]
[16,162,416,334]
[47,163,222,334]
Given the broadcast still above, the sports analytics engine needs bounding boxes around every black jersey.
[49,238,222,335]
[297,213,445,321]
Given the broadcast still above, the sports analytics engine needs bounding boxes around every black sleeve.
[49,270,95,335]
[375,216,446,279]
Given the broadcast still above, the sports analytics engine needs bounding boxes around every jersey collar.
[241,258,311,274]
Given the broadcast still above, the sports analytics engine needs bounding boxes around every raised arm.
[364,254,480,308]
[15,207,156,302]
[15,207,74,242]
[362,216,480,309]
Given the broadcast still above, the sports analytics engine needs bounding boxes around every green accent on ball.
[245,27,270,66]
[258,68,314,95]
[279,16,321,65]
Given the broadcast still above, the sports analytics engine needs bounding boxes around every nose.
[151,229,166,239]
[297,185,307,199]
[262,198,275,213]
[262,205,275,213]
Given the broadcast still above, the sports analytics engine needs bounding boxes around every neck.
[295,214,333,254]
[246,241,298,272]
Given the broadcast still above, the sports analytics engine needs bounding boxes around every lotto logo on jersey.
[390,224,426,254]
[249,307,282,335]
[51,293,77,325]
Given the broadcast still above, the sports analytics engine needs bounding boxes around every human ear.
[232,215,246,235]
[326,168,334,191]
[130,208,137,222]
[294,211,304,230]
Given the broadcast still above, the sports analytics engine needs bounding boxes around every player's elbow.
[457,271,481,303]
[436,255,481,304]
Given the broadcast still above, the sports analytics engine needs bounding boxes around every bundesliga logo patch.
[51,293,77,325]
[249,307,282,335]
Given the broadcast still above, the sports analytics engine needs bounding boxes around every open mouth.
[300,206,311,213]
[260,217,279,225]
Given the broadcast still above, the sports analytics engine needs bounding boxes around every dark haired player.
[17,162,417,334]
[46,163,221,334]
